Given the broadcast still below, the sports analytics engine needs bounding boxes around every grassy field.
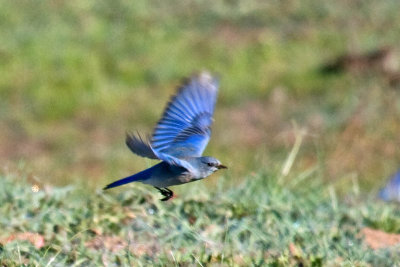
[1,0,400,265]
[1,170,400,266]
[1,0,400,188]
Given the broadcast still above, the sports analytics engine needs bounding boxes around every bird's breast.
[177,173,194,184]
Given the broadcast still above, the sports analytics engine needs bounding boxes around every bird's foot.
[155,187,174,201]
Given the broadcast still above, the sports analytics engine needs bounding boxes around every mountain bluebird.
[379,169,400,202]
[103,71,227,201]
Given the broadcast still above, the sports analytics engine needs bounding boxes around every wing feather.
[151,71,219,158]
[125,132,194,172]
[125,132,158,159]
[125,71,219,168]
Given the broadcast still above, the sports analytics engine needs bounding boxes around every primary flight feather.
[104,71,226,201]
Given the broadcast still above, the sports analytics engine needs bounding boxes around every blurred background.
[1,0,400,192]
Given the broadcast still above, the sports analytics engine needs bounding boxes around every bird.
[103,71,227,201]
[379,169,400,202]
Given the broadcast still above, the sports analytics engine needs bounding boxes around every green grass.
[1,0,400,188]
[1,169,400,266]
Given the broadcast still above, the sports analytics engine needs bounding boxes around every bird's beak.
[217,164,227,169]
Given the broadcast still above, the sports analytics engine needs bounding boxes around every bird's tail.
[103,167,153,190]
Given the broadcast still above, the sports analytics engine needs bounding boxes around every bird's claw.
[155,187,174,201]
[160,195,171,201]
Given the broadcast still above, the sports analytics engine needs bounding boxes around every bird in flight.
[103,71,227,201]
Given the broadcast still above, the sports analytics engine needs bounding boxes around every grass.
[1,168,400,266]
[1,0,400,188]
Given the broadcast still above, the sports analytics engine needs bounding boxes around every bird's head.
[199,156,227,175]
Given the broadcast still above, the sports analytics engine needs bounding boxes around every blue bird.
[103,71,227,201]
[379,170,400,202]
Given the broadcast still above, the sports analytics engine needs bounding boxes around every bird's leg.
[164,188,173,200]
[160,188,173,201]
[154,187,174,201]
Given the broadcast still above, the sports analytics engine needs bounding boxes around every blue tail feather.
[103,167,153,190]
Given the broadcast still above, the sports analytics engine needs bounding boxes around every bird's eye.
[207,163,213,167]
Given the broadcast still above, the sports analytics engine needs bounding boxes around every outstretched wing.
[125,132,158,159]
[151,71,219,158]
[125,71,219,168]
[125,131,195,172]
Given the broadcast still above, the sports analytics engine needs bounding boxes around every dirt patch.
[361,227,400,250]
[1,232,45,249]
